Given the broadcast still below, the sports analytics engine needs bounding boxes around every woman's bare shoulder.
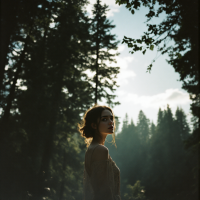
[92,145,109,162]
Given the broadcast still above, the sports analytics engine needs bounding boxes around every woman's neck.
[92,134,107,145]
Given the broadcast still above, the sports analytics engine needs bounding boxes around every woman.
[79,105,121,200]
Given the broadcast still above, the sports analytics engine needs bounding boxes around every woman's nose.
[109,120,113,124]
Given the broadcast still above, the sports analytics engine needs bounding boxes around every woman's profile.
[78,105,121,200]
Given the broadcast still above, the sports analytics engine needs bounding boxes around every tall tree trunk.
[36,114,58,200]
[30,25,50,200]
[35,82,63,200]
[58,151,67,200]
[33,29,64,200]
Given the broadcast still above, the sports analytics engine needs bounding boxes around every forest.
[0,0,199,199]
[105,107,198,200]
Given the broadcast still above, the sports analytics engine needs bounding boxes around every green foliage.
[124,180,146,200]
[137,110,150,144]
[0,0,120,199]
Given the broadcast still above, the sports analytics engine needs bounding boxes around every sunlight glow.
[85,0,120,17]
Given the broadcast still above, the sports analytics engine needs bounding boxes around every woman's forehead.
[101,109,113,117]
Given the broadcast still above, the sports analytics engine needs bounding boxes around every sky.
[86,0,192,133]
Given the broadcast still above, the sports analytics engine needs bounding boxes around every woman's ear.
[91,123,97,129]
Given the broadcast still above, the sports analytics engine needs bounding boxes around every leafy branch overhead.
[116,0,198,75]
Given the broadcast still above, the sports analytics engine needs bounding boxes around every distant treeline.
[105,106,198,200]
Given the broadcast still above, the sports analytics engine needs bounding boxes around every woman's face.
[97,109,114,135]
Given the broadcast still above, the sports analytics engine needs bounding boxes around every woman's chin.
[107,130,114,134]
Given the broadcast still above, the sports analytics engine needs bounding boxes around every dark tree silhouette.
[90,0,120,105]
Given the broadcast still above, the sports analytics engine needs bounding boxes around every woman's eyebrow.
[101,115,113,118]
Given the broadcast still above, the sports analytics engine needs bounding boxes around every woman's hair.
[78,104,116,148]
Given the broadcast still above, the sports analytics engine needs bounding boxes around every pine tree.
[107,107,197,199]
[0,0,48,141]
[137,110,150,144]
[0,0,93,199]
[122,113,129,130]
[89,0,120,105]
[149,121,156,139]
[22,1,92,199]
[147,105,195,198]
[175,107,190,141]
[146,108,167,196]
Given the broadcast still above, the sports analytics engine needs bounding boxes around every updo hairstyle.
[78,105,116,148]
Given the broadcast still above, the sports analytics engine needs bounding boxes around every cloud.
[117,45,125,52]
[103,53,135,86]
[85,0,120,18]
[117,89,191,108]
[116,56,136,85]
[100,44,136,86]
